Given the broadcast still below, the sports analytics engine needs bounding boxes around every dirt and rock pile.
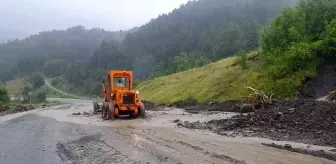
[142,101,157,110]
[72,111,93,117]
[183,99,336,147]
[169,99,243,113]
[0,104,35,116]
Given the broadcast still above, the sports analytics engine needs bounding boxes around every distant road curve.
[44,79,84,99]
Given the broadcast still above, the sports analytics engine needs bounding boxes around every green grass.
[3,78,24,96]
[2,77,75,98]
[46,77,87,98]
[137,52,263,104]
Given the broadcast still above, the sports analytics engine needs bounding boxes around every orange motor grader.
[93,70,145,120]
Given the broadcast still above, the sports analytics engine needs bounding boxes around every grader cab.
[93,70,145,120]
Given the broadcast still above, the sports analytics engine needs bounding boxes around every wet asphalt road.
[0,99,335,164]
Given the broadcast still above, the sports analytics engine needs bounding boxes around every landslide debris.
[142,101,157,110]
[182,99,336,147]
[262,143,336,161]
[0,104,36,116]
[169,99,243,113]
[71,111,93,117]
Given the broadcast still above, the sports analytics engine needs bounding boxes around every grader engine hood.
[118,90,136,105]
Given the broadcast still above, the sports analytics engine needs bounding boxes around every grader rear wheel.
[93,101,99,114]
[102,102,108,119]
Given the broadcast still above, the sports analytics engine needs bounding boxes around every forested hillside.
[122,0,299,78]
[0,0,299,96]
[68,0,298,95]
[0,26,127,82]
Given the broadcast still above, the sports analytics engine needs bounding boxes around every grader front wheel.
[139,106,145,118]
[93,101,99,114]
[109,104,115,120]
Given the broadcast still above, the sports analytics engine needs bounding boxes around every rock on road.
[0,99,335,164]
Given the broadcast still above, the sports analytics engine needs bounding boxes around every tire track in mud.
[176,140,246,164]
[262,143,336,161]
[124,127,246,164]
[139,127,246,164]
[113,129,179,164]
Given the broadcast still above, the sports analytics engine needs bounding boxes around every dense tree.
[0,26,128,79]
[23,84,33,96]
[43,59,68,77]
[235,50,248,69]
[27,72,45,89]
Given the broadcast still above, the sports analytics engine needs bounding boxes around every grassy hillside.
[137,52,261,104]
[3,78,24,96]
[2,77,75,98]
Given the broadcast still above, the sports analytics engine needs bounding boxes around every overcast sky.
[0,0,189,42]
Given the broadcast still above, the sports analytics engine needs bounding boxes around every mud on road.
[0,99,335,164]
[179,99,336,161]
[181,99,336,146]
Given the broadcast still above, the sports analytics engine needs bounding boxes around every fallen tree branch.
[326,90,336,102]
[245,86,275,108]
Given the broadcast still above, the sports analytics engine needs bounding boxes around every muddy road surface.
[0,99,335,164]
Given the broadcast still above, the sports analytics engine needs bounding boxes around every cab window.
[114,77,129,88]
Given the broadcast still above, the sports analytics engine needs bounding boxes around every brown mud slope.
[300,66,336,98]
[183,99,336,147]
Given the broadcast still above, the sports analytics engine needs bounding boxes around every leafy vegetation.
[151,52,210,78]
[0,88,9,104]
[235,50,248,69]
[259,0,336,97]
[21,73,47,102]
[27,72,44,89]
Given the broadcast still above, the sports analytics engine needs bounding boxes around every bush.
[235,50,247,69]
[323,19,336,56]
[0,88,10,103]
[259,0,336,98]
[51,77,65,86]
[23,84,33,96]
[34,91,46,102]
[28,72,44,89]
